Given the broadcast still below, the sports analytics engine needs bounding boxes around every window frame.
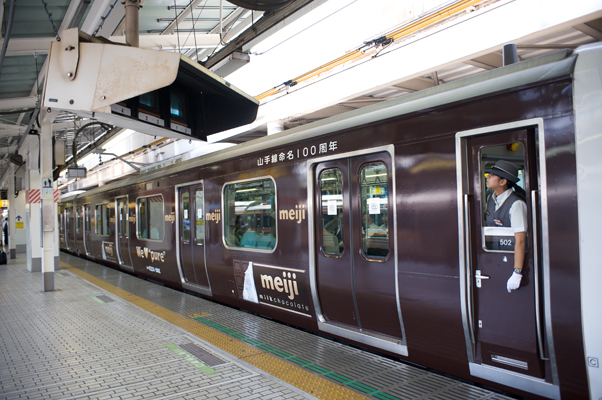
[136,193,165,241]
[222,176,278,253]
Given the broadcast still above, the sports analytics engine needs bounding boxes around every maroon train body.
[59,47,602,400]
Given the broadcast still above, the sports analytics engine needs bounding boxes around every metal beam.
[203,0,314,70]
[573,22,602,40]
[191,7,247,60]
[109,33,220,49]
[0,96,38,111]
[163,0,207,35]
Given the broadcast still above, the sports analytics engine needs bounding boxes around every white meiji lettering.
[278,204,305,224]
[260,271,299,300]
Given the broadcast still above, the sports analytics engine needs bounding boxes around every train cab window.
[360,163,389,259]
[480,143,528,253]
[182,192,191,242]
[320,169,344,256]
[95,204,110,236]
[195,190,204,244]
[223,178,276,250]
[137,195,164,240]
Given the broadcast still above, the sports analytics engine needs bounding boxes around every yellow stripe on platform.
[61,261,369,400]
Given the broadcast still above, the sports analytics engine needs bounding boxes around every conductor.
[484,160,527,293]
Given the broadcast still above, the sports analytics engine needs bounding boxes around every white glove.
[507,271,522,292]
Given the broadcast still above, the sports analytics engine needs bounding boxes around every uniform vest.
[485,191,527,251]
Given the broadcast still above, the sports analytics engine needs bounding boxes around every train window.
[479,143,528,253]
[137,195,164,240]
[320,169,344,256]
[95,204,110,236]
[223,178,276,250]
[360,163,389,259]
[195,190,204,245]
[182,191,190,242]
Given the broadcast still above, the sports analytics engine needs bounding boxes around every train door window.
[320,169,344,256]
[137,195,164,240]
[95,204,110,236]
[59,206,64,233]
[76,208,81,234]
[360,163,389,259]
[118,200,128,237]
[480,143,528,253]
[182,191,191,242]
[223,178,277,250]
[104,205,111,236]
[137,198,148,238]
[195,190,204,244]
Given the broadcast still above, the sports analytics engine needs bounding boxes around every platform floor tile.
[0,256,317,400]
[3,252,513,400]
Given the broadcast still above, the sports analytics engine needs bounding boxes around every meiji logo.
[260,271,299,300]
[206,209,221,224]
[279,204,305,224]
[136,246,166,263]
[165,212,176,224]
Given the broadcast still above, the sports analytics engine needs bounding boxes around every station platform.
[1,253,513,400]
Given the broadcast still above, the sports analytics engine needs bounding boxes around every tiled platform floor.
[0,253,512,400]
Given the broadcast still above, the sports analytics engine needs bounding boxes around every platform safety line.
[60,262,370,400]
[193,316,401,400]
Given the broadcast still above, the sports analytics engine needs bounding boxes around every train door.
[83,204,92,256]
[115,196,133,269]
[457,121,557,398]
[310,148,406,356]
[176,182,211,294]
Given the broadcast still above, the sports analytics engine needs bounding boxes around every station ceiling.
[0,0,601,187]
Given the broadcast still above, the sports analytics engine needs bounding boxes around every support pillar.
[40,113,55,291]
[8,163,16,259]
[124,0,141,48]
[26,134,42,272]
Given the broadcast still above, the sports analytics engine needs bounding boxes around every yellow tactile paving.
[61,261,370,400]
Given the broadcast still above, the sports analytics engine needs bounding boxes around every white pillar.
[40,114,55,291]
[267,120,284,136]
[26,135,42,272]
[7,164,16,259]
[13,189,26,253]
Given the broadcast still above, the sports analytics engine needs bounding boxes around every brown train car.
[59,44,602,400]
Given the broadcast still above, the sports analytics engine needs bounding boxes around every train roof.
[74,48,579,200]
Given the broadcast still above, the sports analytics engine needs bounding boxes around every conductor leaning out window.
[485,160,527,293]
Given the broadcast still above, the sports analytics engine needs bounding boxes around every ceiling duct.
[227,0,296,11]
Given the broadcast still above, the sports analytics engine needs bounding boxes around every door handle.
[475,269,489,288]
